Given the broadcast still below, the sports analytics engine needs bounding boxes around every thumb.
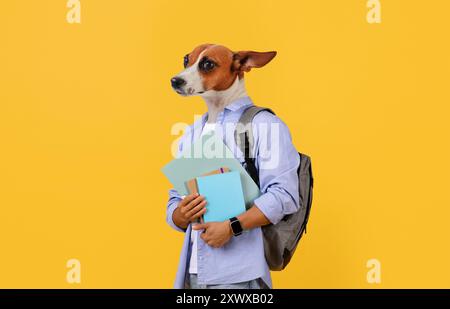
[192,223,209,231]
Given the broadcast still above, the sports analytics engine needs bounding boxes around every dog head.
[171,44,277,97]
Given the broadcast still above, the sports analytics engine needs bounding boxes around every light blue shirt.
[166,96,300,288]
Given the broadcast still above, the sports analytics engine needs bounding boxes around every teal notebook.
[196,171,246,223]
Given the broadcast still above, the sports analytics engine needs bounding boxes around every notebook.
[185,167,230,194]
[196,171,246,223]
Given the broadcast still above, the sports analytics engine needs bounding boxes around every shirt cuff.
[253,192,284,225]
[167,201,186,233]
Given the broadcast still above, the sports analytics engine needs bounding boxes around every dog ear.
[232,50,277,73]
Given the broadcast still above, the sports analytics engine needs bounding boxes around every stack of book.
[162,134,260,222]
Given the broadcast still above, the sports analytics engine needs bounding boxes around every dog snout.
[171,77,186,89]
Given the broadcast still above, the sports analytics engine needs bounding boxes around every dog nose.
[171,77,186,89]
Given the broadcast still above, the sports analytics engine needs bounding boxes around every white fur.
[200,77,247,123]
[174,50,207,96]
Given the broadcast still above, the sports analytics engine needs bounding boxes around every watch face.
[231,219,243,235]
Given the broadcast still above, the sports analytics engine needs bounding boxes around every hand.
[193,221,233,248]
[173,193,207,229]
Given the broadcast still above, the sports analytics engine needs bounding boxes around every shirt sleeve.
[165,126,191,233]
[166,188,186,233]
[252,113,300,225]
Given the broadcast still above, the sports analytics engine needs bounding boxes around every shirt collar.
[200,96,254,125]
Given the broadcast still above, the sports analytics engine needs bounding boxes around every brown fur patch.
[186,44,214,67]
[199,45,239,91]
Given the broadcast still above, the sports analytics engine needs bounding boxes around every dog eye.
[183,55,189,68]
[199,58,216,72]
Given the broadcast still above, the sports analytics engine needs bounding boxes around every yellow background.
[1,0,449,288]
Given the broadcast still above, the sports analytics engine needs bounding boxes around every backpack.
[234,106,314,271]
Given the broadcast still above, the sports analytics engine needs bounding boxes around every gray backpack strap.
[234,106,274,187]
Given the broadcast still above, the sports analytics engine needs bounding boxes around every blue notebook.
[196,171,246,223]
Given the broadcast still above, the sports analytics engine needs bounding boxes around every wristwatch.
[229,217,243,236]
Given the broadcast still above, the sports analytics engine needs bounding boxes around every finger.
[186,200,207,218]
[190,207,207,220]
[183,195,205,211]
[179,193,199,207]
[207,241,216,247]
[200,233,208,242]
[193,223,209,231]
